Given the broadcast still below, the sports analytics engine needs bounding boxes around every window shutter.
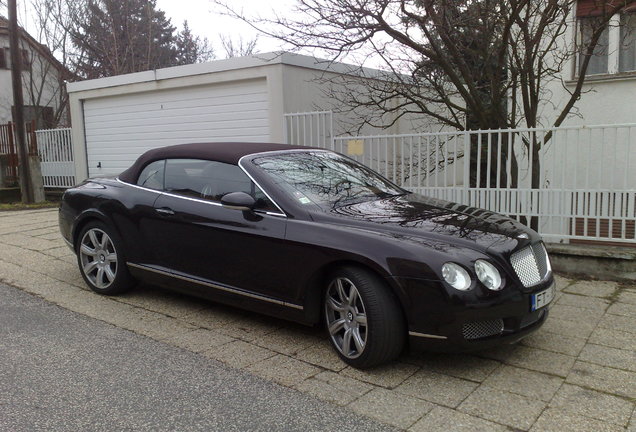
[0,48,6,69]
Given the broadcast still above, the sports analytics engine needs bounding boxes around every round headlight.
[475,260,502,291]
[442,262,472,291]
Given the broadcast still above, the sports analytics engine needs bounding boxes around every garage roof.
[66,52,392,94]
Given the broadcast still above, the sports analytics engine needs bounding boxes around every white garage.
[82,79,269,177]
[67,52,413,181]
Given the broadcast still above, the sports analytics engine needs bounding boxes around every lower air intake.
[462,319,504,340]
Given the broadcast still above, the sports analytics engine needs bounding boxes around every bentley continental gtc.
[59,142,555,368]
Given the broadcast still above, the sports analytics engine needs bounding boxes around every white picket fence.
[34,128,76,188]
[284,112,636,245]
[284,110,334,149]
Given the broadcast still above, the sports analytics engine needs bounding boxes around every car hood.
[321,193,536,254]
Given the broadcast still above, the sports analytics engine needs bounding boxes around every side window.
[137,160,165,190]
[164,159,278,212]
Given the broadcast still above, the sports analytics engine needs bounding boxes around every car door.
[124,159,167,265]
[146,158,294,301]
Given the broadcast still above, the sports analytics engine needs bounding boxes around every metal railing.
[327,124,636,245]
[0,121,39,186]
[34,128,76,188]
[284,111,334,149]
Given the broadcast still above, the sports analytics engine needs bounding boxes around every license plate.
[531,285,555,311]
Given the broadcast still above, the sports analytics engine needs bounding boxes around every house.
[66,52,425,181]
[541,1,636,126]
[0,16,69,128]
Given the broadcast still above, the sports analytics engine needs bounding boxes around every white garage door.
[84,78,270,177]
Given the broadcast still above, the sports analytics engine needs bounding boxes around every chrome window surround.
[116,153,290,217]
[237,148,333,211]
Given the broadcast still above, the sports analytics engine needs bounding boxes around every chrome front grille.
[462,319,504,340]
[510,242,551,288]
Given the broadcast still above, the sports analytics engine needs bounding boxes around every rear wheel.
[77,221,134,295]
[324,266,405,368]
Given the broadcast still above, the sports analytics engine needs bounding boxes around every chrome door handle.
[155,207,175,216]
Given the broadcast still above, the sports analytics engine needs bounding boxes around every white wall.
[279,64,432,137]
[533,10,636,127]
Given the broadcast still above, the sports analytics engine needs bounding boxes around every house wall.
[534,9,636,127]
[0,34,65,126]
[528,10,636,194]
[0,34,16,123]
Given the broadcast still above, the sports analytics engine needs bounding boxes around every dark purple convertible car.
[59,142,555,368]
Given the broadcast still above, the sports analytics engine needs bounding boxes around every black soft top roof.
[118,142,319,183]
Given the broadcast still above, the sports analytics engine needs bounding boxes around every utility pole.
[8,0,34,203]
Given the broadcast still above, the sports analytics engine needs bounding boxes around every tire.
[76,221,135,295]
[324,266,406,368]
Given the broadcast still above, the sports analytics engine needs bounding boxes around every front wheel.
[324,266,406,369]
[76,221,135,295]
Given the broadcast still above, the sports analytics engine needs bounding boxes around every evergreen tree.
[174,20,214,66]
[71,0,178,78]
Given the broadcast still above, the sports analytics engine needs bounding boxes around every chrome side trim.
[126,262,304,310]
[116,178,286,218]
[408,331,448,340]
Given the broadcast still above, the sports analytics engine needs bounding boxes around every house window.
[619,13,636,72]
[576,0,636,76]
[0,48,7,69]
[0,48,32,70]
[578,17,609,75]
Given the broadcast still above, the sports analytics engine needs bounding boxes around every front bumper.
[391,276,554,353]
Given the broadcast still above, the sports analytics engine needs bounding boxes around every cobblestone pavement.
[1,208,635,431]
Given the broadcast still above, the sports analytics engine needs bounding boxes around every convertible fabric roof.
[118,142,318,183]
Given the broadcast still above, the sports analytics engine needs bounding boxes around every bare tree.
[19,0,80,127]
[216,0,635,228]
[217,0,633,130]
[219,34,258,58]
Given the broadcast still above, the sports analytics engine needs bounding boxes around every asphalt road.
[0,283,394,432]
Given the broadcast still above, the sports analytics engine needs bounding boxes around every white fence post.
[283,111,334,149]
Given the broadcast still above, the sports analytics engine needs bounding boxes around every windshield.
[251,151,405,210]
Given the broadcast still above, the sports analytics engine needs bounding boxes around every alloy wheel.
[79,228,118,289]
[325,277,368,359]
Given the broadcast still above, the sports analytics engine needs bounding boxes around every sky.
[0,0,295,57]
[0,0,388,68]
[151,0,291,57]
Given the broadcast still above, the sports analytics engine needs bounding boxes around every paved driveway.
[0,283,394,432]
[0,208,634,431]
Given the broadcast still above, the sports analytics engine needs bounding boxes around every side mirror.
[220,191,256,211]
